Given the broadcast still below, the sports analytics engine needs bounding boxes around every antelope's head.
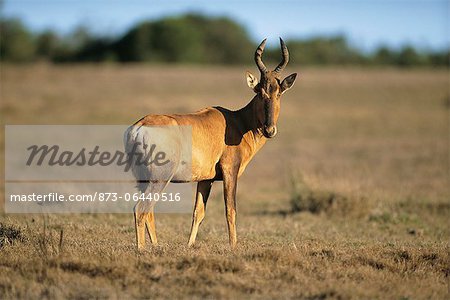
[246,38,297,138]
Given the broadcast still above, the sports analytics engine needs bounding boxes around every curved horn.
[274,37,289,74]
[255,38,267,74]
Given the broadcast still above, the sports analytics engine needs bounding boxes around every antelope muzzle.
[263,125,277,138]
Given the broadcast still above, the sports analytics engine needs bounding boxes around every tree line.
[1,14,448,67]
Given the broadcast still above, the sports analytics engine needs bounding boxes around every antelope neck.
[235,95,266,142]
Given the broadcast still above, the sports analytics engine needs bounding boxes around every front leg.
[222,164,239,249]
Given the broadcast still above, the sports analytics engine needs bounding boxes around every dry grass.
[0,64,449,299]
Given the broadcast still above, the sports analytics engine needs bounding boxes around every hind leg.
[134,189,158,250]
[145,201,157,245]
[134,199,157,250]
[134,181,167,250]
[134,201,147,251]
[144,181,167,246]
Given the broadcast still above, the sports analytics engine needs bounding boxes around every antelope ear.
[280,73,297,94]
[246,71,259,92]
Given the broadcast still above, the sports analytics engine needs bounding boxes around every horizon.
[2,0,449,52]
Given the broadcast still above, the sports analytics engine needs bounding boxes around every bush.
[114,14,253,63]
[289,173,368,217]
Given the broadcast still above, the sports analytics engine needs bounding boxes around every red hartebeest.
[126,38,297,250]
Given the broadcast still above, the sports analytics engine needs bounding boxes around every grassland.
[0,64,449,299]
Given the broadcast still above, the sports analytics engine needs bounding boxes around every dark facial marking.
[264,97,274,127]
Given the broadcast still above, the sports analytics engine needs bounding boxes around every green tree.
[114,22,154,61]
[267,36,365,66]
[150,16,204,63]
[374,46,397,65]
[114,14,253,64]
[397,46,427,66]
[198,15,253,64]
[428,50,449,66]
[0,18,36,62]
[36,30,59,58]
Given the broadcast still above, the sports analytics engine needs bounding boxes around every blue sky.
[2,0,449,52]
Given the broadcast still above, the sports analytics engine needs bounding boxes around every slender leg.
[135,201,159,250]
[145,203,158,245]
[134,181,166,250]
[223,168,238,249]
[134,201,147,251]
[188,180,213,247]
[143,181,168,247]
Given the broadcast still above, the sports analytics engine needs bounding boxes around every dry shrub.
[34,216,64,263]
[289,173,368,217]
[0,223,24,249]
[347,247,450,277]
[398,198,450,216]
[175,256,242,273]
[57,260,126,280]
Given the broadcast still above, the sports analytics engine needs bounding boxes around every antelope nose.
[263,125,277,138]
